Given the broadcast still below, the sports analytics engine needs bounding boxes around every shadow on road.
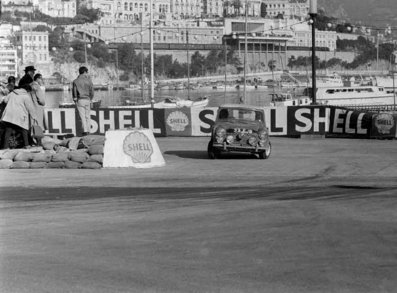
[164,150,259,160]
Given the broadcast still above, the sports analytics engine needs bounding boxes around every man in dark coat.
[18,66,36,88]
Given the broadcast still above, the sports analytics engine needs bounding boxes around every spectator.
[18,66,36,88]
[72,66,94,136]
[30,73,46,130]
[1,84,37,149]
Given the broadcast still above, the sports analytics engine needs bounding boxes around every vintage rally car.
[207,104,272,159]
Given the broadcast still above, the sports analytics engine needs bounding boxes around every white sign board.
[103,129,165,168]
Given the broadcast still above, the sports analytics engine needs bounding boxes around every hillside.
[318,0,397,28]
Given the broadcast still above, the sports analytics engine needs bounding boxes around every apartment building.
[170,0,202,19]
[0,46,18,79]
[112,0,171,21]
[15,31,50,65]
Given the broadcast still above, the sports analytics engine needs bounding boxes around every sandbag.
[67,137,82,150]
[81,135,106,147]
[10,161,30,169]
[30,162,48,169]
[81,161,102,169]
[42,141,57,150]
[0,149,19,160]
[31,152,52,162]
[88,144,104,155]
[42,136,62,145]
[88,154,103,164]
[51,152,70,162]
[47,161,65,168]
[64,161,81,169]
[14,152,33,162]
[68,151,89,163]
[0,159,13,169]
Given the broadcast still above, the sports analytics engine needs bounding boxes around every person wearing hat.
[18,66,36,88]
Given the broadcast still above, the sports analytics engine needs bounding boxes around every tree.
[76,6,102,23]
[73,51,85,63]
[190,51,206,76]
[49,27,67,50]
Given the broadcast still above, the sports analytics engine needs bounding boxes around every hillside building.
[15,31,50,65]
[37,0,77,18]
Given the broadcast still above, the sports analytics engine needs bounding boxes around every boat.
[59,100,102,109]
[374,75,397,89]
[312,85,395,106]
[269,92,311,107]
[153,96,209,108]
[108,96,209,109]
[311,72,344,87]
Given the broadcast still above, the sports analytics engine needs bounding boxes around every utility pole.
[141,15,144,102]
[187,29,190,99]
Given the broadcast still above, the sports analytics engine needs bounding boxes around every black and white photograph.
[0,0,396,292]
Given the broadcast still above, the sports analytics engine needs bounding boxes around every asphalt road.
[0,137,396,293]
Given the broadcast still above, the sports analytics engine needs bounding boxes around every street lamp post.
[140,30,144,102]
[243,0,248,104]
[149,0,154,108]
[224,35,227,103]
[309,0,317,105]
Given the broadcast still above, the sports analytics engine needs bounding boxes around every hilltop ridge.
[318,0,397,28]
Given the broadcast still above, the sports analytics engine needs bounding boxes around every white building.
[87,0,115,18]
[0,45,18,79]
[202,0,222,18]
[261,0,309,19]
[0,24,14,39]
[291,22,337,51]
[171,0,202,19]
[37,0,77,18]
[15,31,50,66]
[111,0,171,22]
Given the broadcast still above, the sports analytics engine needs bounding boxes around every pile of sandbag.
[0,135,105,169]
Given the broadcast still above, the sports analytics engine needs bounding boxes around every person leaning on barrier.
[18,66,36,88]
[0,84,37,149]
[30,73,46,130]
[72,66,94,136]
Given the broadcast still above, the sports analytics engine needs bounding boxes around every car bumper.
[212,142,268,153]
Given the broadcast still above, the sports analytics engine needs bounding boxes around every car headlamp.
[258,129,268,139]
[226,135,234,144]
[248,136,257,146]
[215,127,226,137]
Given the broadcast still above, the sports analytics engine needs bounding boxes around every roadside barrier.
[42,106,396,139]
[103,129,165,168]
[0,135,106,169]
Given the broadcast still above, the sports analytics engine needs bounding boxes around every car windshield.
[218,108,263,122]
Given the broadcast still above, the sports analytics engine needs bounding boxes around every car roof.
[219,104,264,111]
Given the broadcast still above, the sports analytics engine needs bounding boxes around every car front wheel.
[258,142,271,159]
[207,140,220,159]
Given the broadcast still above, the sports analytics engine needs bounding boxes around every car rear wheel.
[258,142,271,159]
[207,141,220,159]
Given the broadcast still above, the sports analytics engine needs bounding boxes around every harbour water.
[44,86,278,109]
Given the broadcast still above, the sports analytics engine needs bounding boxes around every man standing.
[72,66,94,136]
[18,66,36,88]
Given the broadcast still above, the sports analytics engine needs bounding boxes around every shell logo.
[166,111,189,132]
[123,131,153,163]
[374,113,394,134]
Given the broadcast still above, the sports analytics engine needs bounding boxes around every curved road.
[1,137,396,293]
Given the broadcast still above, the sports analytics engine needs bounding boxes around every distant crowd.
[0,65,94,150]
[0,66,46,149]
